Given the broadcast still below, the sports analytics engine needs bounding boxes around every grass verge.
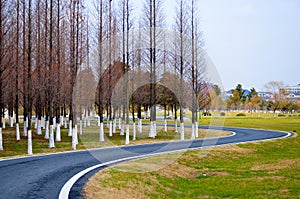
[83,117,300,199]
[0,122,229,158]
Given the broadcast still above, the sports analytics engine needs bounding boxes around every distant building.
[280,84,300,101]
[221,89,251,100]
[257,92,273,101]
[221,84,300,102]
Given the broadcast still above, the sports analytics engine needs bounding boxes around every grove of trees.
[0,0,227,154]
[214,82,300,114]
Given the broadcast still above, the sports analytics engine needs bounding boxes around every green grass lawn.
[201,116,299,133]
[0,127,86,157]
[0,121,228,158]
[84,117,300,199]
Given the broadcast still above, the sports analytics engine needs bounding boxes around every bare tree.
[97,0,105,141]
[264,81,285,114]
[35,0,43,136]
[0,0,8,150]
[22,0,28,137]
[54,0,62,142]
[68,0,86,150]
[15,0,21,140]
[190,0,196,139]
[26,0,33,154]
[175,0,189,140]
[142,0,165,138]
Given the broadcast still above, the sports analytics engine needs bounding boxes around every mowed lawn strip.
[83,117,300,199]
[0,121,230,158]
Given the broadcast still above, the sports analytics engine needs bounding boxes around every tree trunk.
[27,0,33,155]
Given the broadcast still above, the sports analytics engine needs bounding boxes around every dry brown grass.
[83,144,243,199]
[212,145,256,154]
[84,183,150,199]
[158,162,199,179]
[83,167,156,199]
[251,158,300,171]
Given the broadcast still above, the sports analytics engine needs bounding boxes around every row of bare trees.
[0,0,211,152]
[89,0,207,142]
[0,0,87,152]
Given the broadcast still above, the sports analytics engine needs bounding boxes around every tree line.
[210,82,300,114]
[0,0,212,153]
[0,0,87,153]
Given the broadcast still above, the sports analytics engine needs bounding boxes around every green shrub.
[236,113,246,117]
[220,112,226,116]
[278,114,286,117]
[203,112,212,116]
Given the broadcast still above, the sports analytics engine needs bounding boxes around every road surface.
[0,126,292,199]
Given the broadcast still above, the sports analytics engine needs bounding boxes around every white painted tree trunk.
[53,117,56,129]
[0,128,3,151]
[60,116,64,126]
[16,123,20,141]
[75,125,78,145]
[149,121,155,138]
[56,123,61,142]
[118,118,121,130]
[191,123,195,140]
[125,124,130,145]
[2,118,5,129]
[120,121,125,136]
[106,119,109,128]
[175,119,178,133]
[41,117,45,129]
[153,121,157,138]
[49,125,55,148]
[149,121,153,138]
[37,120,42,135]
[44,121,50,139]
[164,119,167,132]
[23,119,27,137]
[79,120,83,135]
[27,130,32,155]
[195,122,199,138]
[87,117,91,126]
[26,117,28,128]
[137,119,140,133]
[97,116,100,127]
[113,119,116,134]
[133,123,136,141]
[34,119,38,129]
[138,119,143,133]
[68,120,72,137]
[10,117,14,127]
[13,113,16,124]
[99,123,104,142]
[72,127,77,151]
[180,123,185,140]
[109,121,113,137]
[64,117,67,129]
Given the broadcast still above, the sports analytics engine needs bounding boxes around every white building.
[280,84,300,101]
[257,92,273,101]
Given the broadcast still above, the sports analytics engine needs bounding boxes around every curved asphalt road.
[0,126,292,199]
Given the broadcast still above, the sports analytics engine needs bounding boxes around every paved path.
[0,126,292,199]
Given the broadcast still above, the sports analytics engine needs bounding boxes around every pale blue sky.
[91,0,300,91]
[197,0,300,91]
[134,0,300,91]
